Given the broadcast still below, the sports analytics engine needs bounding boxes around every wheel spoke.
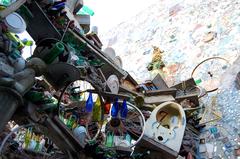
[126,112,140,121]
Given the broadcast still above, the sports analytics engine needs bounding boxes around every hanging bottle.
[120,99,128,119]
[34,135,40,152]
[104,98,111,114]
[105,132,114,147]
[92,96,102,122]
[85,92,94,112]
[111,98,119,118]
[125,133,132,146]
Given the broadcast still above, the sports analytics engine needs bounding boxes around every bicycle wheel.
[57,80,104,143]
[100,101,145,149]
[176,84,207,99]
[191,57,230,92]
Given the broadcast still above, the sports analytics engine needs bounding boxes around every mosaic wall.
[100,0,240,158]
[100,0,240,84]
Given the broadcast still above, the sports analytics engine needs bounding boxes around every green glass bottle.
[92,96,101,122]
[34,135,40,151]
[24,128,31,149]
[66,115,75,129]
[105,132,114,147]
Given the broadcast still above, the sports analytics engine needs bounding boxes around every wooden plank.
[144,88,177,97]
[23,149,51,157]
[25,1,61,41]
[152,74,169,89]
[86,89,131,100]
[101,91,131,101]
[140,104,156,111]
[0,0,26,18]
[101,92,130,100]
[86,33,103,49]
[135,135,178,159]
[125,73,139,86]
[144,95,175,105]
[119,85,141,97]
[171,78,196,90]
[115,146,132,155]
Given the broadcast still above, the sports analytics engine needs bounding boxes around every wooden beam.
[171,78,196,89]
[135,135,178,159]
[144,95,175,105]
[87,89,131,100]
[119,85,142,97]
[152,74,169,89]
[144,88,177,97]
[101,91,131,101]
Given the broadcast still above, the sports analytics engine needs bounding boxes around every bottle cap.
[4,12,26,33]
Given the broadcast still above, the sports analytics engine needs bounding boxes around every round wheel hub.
[110,118,121,127]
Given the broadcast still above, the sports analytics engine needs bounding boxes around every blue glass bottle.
[120,99,128,119]
[86,92,93,112]
[111,98,119,118]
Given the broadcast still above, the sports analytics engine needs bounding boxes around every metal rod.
[61,21,71,42]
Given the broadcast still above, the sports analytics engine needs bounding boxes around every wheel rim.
[100,101,145,148]
[191,57,230,93]
[57,80,104,142]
